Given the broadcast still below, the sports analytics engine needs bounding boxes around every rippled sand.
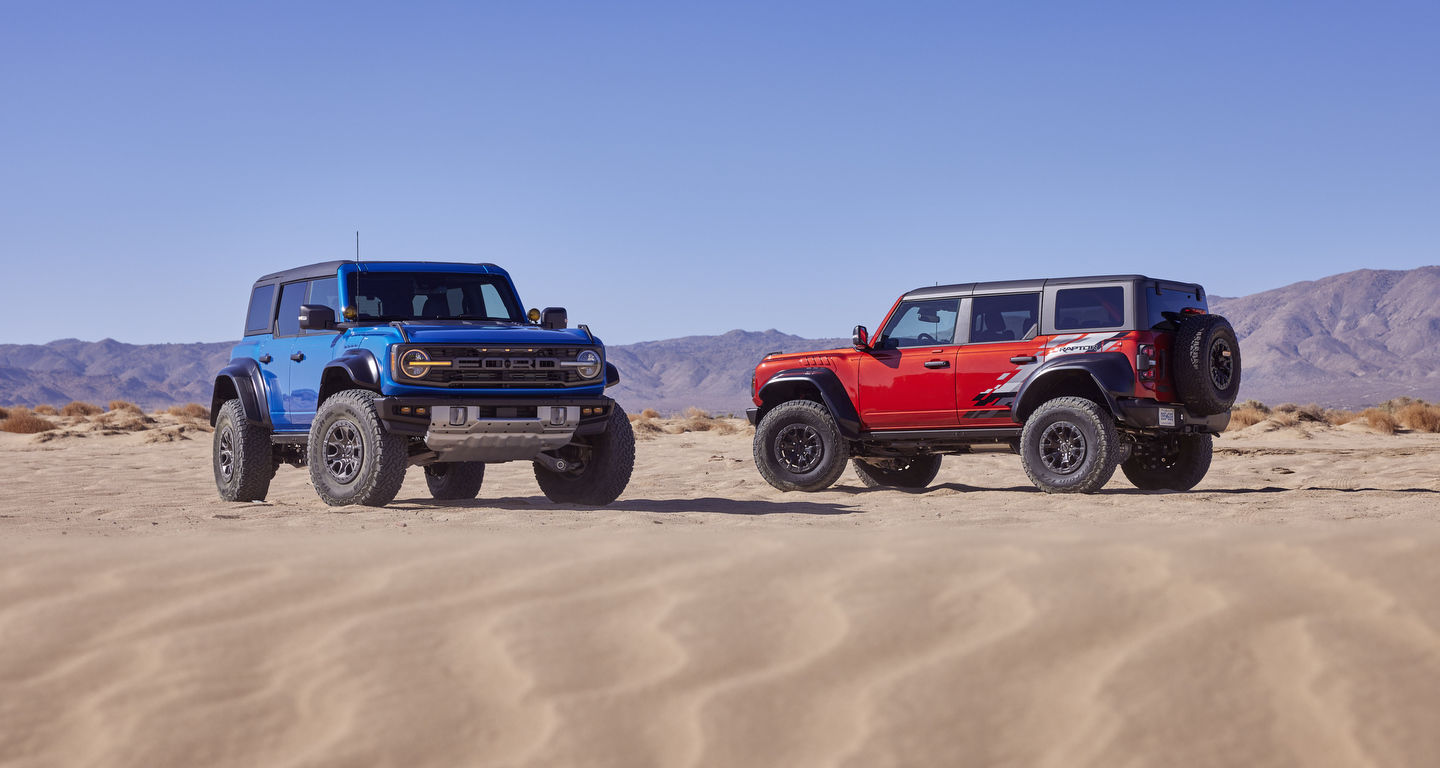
[2,421,1439,767]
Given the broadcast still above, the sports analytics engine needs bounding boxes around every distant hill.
[2,267,1437,412]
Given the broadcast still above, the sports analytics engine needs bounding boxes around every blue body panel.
[227,261,609,434]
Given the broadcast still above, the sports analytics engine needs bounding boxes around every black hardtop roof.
[251,260,504,286]
[902,274,1203,300]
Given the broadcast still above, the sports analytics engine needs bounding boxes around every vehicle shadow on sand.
[833,483,1440,496]
[396,495,864,516]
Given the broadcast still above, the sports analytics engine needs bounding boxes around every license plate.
[1159,408,1177,427]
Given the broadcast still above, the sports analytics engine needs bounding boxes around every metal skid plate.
[424,405,580,463]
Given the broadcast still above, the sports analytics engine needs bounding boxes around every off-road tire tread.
[425,462,486,500]
[753,400,850,492]
[1020,396,1121,494]
[852,455,942,490]
[533,405,636,506]
[1175,314,1242,416]
[1121,434,1213,491]
[214,398,274,502]
[308,389,409,507]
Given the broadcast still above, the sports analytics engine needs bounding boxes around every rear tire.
[852,455,942,490]
[533,405,636,506]
[1019,397,1121,494]
[1175,314,1242,416]
[213,398,273,502]
[1121,434,1213,491]
[425,462,486,500]
[753,400,849,492]
[307,389,409,507]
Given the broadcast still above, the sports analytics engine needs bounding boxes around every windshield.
[350,272,524,323]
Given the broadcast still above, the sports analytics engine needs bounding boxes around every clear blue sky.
[2,0,1437,345]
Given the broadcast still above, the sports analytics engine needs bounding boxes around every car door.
[856,297,961,429]
[283,277,344,428]
[267,280,309,430]
[954,292,1044,426]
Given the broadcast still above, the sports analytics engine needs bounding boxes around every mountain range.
[2,266,1437,413]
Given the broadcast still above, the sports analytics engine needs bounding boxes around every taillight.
[1137,344,1157,382]
[1181,307,1206,315]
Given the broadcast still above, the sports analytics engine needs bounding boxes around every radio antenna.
[355,231,361,262]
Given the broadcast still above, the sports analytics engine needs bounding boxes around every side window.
[880,298,960,348]
[970,293,1040,343]
[244,285,276,335]
[275,281,308,337]
[305,278,341,335]
[1055,287,1124,331]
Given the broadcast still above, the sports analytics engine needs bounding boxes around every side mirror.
[852,325,870,350]
[541,307,568,330]
[299,304,336,331]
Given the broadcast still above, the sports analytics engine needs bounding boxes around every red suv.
[746,275,1240,494]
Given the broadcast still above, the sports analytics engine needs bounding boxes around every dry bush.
[1360,408,1398,435]
[683,406,711,420]
[1235,399,1270,415]
[1269,411,1301,428]
[33,404,58,415]
[1295,403,1328,422]
[1397,402,1440,433]
[1227,406,1269,430]
[1377,397,1419,412]
[0,406,8,420]
[60,401,103,417]
[167,403,210,420]
[631,417,666,436]
[0,410,57,434]
[1272,403,1300,414]
[1327,409,1359,426]
[108,400,143,413]
[640,408,660,419]
[94,409,155,433]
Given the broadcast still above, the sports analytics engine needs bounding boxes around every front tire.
[1122,434,1213,491]
[753,400,849,492]
[852,455,942,490]
[533,405,636,506]
[307,389,409,507]
[1020,396,1121,494]
[425,462,486,500]
[213,398,274,502]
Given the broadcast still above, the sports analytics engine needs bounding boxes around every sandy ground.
[2,416,1440,767]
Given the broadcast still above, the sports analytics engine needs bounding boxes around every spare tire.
[1174,314,1241,415]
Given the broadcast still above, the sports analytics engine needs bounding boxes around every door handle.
[258,354,272,364]
[290,352,305,362]
[1010,356,1037,364]
[924,360,950,369]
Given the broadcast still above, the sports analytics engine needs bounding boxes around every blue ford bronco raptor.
[210,260,634,507]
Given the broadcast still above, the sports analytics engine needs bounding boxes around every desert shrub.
[1272,403,1299,414]
[640,408,660,419]
[1227,406,1268,430]
[1360,408,1398,435]
[1235,399,1270,415]
[167,403,210,420]
[1376,397,1419,413]
[33,404,57,415]
[0,410,57,434]
[0,406,7,419]
[108,400,143,413]
[683,406,710,420]
[60,401,103,417]
[1397,402,1440,433]
[1327,409,1359,426]
[1295,403,1328,422]
[1269,411,1301,428]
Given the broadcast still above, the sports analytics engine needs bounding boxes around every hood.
[397,323,601,347]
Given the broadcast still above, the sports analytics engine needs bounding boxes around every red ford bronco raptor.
[746,275,1240,494]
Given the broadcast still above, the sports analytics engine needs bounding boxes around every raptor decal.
[969,332,1130,408]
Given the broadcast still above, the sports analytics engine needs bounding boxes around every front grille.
[401,346,596,388]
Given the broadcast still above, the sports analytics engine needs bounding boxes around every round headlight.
[401,348,431,378]
[575,350,601,379]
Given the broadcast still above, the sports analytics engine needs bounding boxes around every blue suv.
[211,260,634,507]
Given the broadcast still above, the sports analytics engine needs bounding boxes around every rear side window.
[1055,287,1124,330]
[244,285,276,335]
[1145,284,1207,330]
[970,294,1039,343]
[274,281,308,337]
[880,298,960,348]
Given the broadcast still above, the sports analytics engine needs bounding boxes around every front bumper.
[378,396,614,462]
[1113,398,1230,434]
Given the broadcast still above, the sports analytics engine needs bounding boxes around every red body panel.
[857,346,959,428]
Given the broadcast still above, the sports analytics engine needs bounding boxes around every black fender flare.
[1013,352,1134,422]
[211,358,270,428]
[605,362,621,388]
[755,367,861,439]
[318,349,383,405]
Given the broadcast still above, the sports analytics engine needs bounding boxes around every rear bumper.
[1113,398,1230,434]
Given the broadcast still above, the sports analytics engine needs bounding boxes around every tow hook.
[535,452,570,473]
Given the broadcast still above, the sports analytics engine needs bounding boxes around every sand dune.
[2,419,1439,766]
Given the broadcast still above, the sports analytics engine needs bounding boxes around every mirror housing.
[299,304,336,331]
[541,307,568,330]
[852,325,870,350]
